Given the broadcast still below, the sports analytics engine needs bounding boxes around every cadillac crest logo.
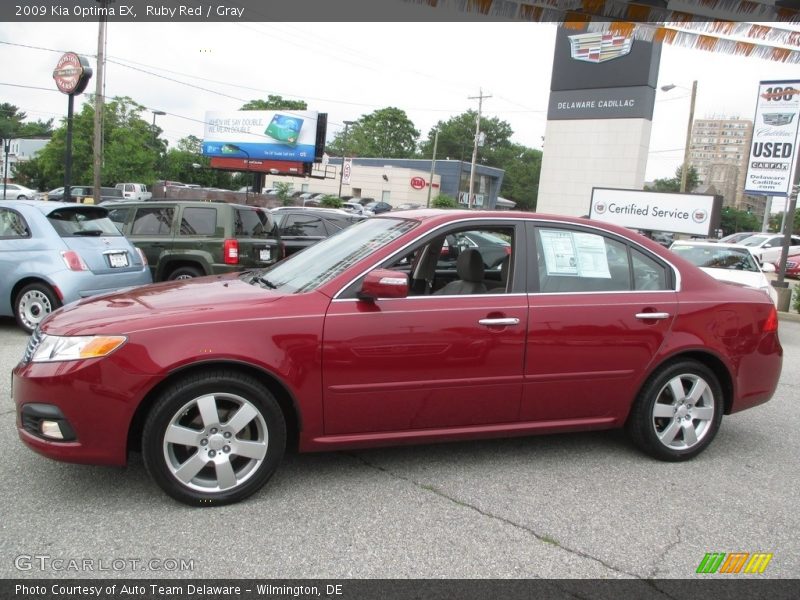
[762,113,795,126]
[569,32,633,64]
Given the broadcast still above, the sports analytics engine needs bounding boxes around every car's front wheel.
[627,360,723,461]
[14,283,61,333]
[142,371,286,506]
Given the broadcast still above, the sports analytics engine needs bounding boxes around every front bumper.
[13,353,157,466]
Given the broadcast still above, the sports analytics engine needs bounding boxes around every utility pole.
[468,88,491,208]
[92,0,111,204]
[680,80,697,193]
[427,129,438,208]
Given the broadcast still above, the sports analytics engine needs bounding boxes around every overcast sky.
[2,20,799,181]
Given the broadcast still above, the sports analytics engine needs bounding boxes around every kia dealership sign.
[590,188,721,236]
[745,80,800,196]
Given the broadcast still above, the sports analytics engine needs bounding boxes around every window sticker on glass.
[540,230,611,278]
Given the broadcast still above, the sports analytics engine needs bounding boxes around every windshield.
[244,217,417,293]
[672,245,759,272]
[47,207,122,237]
[740,235,770,247]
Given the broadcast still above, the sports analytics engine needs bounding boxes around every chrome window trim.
[332,216,681,300]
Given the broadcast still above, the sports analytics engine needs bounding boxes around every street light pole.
[337,121,354,198]
[427,129,439,208]
[151,110,166,178]
[661,81,698,193]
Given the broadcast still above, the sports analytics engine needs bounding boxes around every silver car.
[0,201,152,333]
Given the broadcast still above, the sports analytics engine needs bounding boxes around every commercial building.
[0,138,49,182]
[687,118,766,220]
[263,158,505,209]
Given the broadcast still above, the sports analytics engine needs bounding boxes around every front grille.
[21,327,43,364]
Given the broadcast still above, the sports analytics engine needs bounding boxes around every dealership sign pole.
[52,52,92,202]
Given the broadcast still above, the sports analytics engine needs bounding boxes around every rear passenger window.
[631,248,669,291]
[132,208,174,235]
[180,207,216,236]
[0,208,29,238]
[236,209,270,237]
[281,215,326,237]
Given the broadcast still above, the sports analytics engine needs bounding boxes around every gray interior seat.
[434,248,487,295]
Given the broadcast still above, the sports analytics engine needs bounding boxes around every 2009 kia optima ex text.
[13,210,783,506]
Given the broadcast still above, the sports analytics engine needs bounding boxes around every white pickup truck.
[115,183,152,201]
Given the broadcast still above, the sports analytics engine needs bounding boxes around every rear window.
[236,208,271,238]
[46,207,121,237]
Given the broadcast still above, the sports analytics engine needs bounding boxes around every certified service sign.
[52,52,92,95]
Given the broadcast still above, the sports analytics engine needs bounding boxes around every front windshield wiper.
[245,272,277,289]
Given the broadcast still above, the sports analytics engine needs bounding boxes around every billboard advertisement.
[590,188,721,237]
[202,110,320,163]
[744,80,800,196]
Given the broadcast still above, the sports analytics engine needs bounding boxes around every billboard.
[744,80,800,196]
[590,188,721,237]
[203,110,321,163]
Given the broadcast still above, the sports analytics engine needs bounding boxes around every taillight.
[504,246,512,255]
[763,306,778,333]
[135,247,148,266]
[224,239,239,265]
[61,250,88,271]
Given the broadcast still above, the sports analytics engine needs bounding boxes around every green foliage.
[644,166,701,193]
[22,96,160,189]
[419,111,539,210]
[327,108,419,158]
[720,206,760,235]
[274,182,294,206]
[432,194,458,209]
[770,209,800,235]
[319,195,342,208]
[240,96,307,111]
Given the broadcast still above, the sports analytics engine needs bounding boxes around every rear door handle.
[635,312,671,320]
[478,318,520,327]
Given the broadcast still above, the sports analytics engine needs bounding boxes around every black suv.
[104,200,280,281]
[270,207,364,257]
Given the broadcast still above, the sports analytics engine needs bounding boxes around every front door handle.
[478,317,520,327]
[635,312,671,321]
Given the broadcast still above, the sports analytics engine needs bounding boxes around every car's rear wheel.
[142,371,286,506]
[627,360,723,461]
[14,283,61,333]
[167,266,203,280]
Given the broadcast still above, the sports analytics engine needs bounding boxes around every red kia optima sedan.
[13,210,782,506]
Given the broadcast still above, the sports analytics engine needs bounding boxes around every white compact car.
[670,240,778,305]
[738,233,800,264]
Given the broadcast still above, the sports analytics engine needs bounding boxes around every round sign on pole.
[53,52,93,96]
[410,176,426,190]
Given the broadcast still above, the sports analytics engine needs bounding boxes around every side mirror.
[761,262,776,273]
[358,269,409,301]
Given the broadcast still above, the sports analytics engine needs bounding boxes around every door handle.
[478,317,520,327]
[635,312,671,320]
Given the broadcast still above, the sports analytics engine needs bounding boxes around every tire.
[142,370,286,506]
[14,283,61,334]
[627,360,723,461]
[167,266,203,280]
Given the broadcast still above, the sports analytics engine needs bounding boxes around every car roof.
[101,200,263,210]
[671,240,750,250]
[0,199,108,215]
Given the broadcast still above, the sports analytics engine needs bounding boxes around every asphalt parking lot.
[0,315,798,580]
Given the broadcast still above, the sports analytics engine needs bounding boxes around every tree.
[419,111,540,210]
[645,166,701,193]
[0,102,53,143]
[25,96,160,190]
[274,182,293,206]
[319,195,342,209]
[240,96,307,111]
[720,206,760,235]
[770,209,800,235]
[432,194,458,209]
[327,108,419,158]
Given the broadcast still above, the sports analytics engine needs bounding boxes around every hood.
[699,267,768,290]
[43,273,284,335]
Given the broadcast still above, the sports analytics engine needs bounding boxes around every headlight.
[31,334,127,363]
